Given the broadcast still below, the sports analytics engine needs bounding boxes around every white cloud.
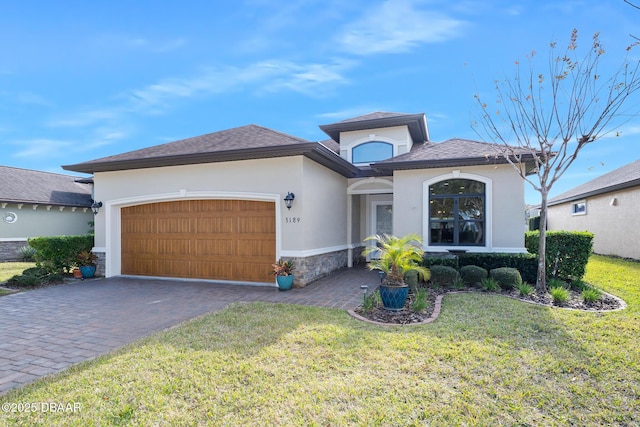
[12,139,74,158]
[338,0,466,55]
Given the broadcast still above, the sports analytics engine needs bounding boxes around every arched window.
[429,179,485,246]
[352,141,393,164]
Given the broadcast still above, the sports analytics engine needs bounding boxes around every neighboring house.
[547,159,640,261]
[63,112,535,286]
[0,166,94,261]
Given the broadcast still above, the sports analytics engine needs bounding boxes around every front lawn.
[0,262,35,284]
[1,255,638,426]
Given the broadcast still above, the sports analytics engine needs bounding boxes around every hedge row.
[423,252,537,284]
[525,230,593,280]
[28,235,94,274]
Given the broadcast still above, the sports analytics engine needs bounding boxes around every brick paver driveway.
[0,267,378,394]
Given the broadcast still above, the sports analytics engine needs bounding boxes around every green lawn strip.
[1,257,639,426]
[0,262,35,283]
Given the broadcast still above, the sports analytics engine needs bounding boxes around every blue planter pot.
[379,284,409,311]
[276,275,294,291]
[79,265,96,278]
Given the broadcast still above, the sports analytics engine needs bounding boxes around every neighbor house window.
[571,201,587,215]
[429,179,485,246]
[352,141,393,164]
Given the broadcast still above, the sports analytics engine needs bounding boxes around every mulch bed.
[353,285,625,325]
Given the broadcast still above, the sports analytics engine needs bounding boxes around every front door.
[368,196,393,260]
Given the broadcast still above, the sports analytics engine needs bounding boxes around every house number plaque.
[284,217,301,223]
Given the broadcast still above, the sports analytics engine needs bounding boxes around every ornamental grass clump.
[411,288,429,313]
[481,277,500,292]
[582,287,602,304]
[517,281,535,296]
[551,286,571,305]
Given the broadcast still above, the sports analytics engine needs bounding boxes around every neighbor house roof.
[63,124,360,177]
[548,159,640,206]
[0,166,93,207]
[371,138,537,172]
[319,111,430,144]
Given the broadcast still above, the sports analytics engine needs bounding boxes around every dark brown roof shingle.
[0,166,92,206]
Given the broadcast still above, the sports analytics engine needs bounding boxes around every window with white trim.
[351,141,393,164]
[429,179,485,246]
[571,200,587,215]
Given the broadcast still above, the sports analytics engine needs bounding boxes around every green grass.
[1,255,639,426]
[0,262,36,283]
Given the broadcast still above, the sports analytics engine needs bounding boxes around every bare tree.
[473,29,640,292]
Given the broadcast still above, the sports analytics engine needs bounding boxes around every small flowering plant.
[76,251,97,267]
[272,259,294,276]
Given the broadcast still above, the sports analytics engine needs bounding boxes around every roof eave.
[548,178,640,206]
[319,113,428,143]
[371,156,516,172]
[63,143,361,178]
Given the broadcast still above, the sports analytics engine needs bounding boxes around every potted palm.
[76,251,97,278]
[272,258,295,291]
[362,233,430,311]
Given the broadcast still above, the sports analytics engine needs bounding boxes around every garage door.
[121,199,276,283]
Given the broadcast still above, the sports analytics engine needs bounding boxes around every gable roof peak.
[319,111,429,144]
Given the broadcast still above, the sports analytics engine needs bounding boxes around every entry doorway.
[367,195,393,260]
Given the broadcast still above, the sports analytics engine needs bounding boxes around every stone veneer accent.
[0,240,28,262]
[286,248,363,288]
[93,250,106,277]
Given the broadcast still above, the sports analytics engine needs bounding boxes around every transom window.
[352,141,393,164]
[429,179,485,246]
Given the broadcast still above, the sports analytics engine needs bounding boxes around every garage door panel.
[158,239,191,255]
[122,218,157,234]
[155,260,191,277]
[195,239,234,256]
[196,217,235,233]
[122,200,275,283]
[122,239,156,254]
[157,217,191,233]
[193,261,234,279]
[238,217,275,234]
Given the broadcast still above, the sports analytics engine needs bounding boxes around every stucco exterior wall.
[339,126,413,161]
[392,164,526,252]
[92,156,349,280]
[547,186,640,260]
[0,204,93,239]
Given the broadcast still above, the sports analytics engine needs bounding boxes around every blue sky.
[1,0,639,204]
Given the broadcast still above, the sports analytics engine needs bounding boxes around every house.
[0,166,93,261]
[63,112,534,286]
[547,159,640,260]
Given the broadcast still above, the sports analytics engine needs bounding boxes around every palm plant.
[362,233,430,286]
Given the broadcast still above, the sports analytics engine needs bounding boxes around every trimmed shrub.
[459,265,488,287]
[525,230,593,280]
[429,265,459,288]
[458,252,537,284]
[28,235,94,274]
[403,270,419,291]
[422,255,458,269]
[529,216,541,231]
[490,267,522,290]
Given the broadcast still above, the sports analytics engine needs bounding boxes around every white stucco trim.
[0,237,28,242]
[422,172,493,252]
[103,190,282,278]
[347,177,394,194]
[280,244,350,258]
[491,247,528,253]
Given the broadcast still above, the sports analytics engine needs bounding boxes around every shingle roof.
[319,111,429,143]
[63,124,360,177]
[548,159,640,205]
[0,166,92,206]
[372,138,536,171]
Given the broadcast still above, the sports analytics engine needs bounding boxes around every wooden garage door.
[121,200,275,283]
